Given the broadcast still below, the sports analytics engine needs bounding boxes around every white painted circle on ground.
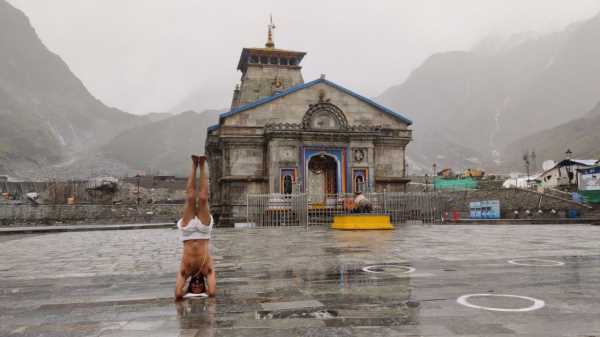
[508,258,565,267]
[457,294,545,312]
[362,265,415,274]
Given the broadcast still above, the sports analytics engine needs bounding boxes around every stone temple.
[205,26,413,225]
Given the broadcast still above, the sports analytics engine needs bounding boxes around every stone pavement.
[0,223,174,235]
[0,225,599,336]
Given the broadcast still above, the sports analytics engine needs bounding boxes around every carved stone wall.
[207,83,412,226]
[224,82,411,129]
[237,65,304,106]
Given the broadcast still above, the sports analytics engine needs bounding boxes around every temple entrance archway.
[307,154,338,204]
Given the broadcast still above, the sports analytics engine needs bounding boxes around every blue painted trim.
[303,147,347,194]
[321,79,413,125]
[219,78,321,120]
[299,145,305,192]
[207,124,219,132]
[346,147,352,192]
[217,78,413,125]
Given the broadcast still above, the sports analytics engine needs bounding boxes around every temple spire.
[265,14,276,48]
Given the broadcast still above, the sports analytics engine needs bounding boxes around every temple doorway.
[307,154,338,203]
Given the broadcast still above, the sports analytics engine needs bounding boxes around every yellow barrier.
[331,215,394,230]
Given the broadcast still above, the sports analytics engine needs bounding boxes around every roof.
[572,159,599,166]
[556,159,598,167]
[207,124,219,133]
[538,159,599,177]
[577,164,600,173]
[216,78,413,126]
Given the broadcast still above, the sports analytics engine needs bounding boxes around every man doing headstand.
[175,155,216,299]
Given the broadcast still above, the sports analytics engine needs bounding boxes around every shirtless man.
[175,155,216,299]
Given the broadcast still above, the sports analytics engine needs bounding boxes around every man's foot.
[191,155,201,166]
[197,155,207,167]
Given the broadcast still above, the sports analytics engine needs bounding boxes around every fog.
[7,0,600,114]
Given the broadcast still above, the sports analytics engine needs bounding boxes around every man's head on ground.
[188,275,206,294]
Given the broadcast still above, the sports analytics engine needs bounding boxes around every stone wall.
[1,177,187,205]
[237,66,304,106]
[0,204,182,226]
[441,188,591,218]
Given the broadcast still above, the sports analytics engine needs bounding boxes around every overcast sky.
[7,0,600,114]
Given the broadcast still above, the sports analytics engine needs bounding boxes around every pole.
[136,174,141,207]
[433,163,437,191]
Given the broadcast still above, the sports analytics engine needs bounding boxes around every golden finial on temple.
[266,14,276,48]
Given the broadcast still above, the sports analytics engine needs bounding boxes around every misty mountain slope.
[0,0,147,177]
[145,112,174,122]
[168,85,230,114]
[504,102,600,167]
[101,110,221,176]
[378,12,600,171]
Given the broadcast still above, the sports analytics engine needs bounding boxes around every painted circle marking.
[508,258,564,267]
[362,265,415,274]
[456,294,545,312]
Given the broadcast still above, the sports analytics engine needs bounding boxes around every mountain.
[378,12,600,172]
[0,0,146,178]
[145,112,174,123]
[101,110,221,176]
[504,102,600,168]
[168,86,230,114]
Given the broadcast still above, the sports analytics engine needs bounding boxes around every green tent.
[580,190,600,204]
[433,177,478,190]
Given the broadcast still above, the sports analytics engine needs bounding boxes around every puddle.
[256,309,338,319]
[362,263,415,274]
[324,247,371,254]
[508,258,564,267]
[563,255,600,262]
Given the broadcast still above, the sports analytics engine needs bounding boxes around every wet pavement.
[0,224,599,336]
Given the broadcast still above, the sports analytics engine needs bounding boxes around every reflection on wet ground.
[0,225,600,336]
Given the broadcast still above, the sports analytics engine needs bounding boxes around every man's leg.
[182,156,198,225]
[204,257,217,297]
[196,156,211,225]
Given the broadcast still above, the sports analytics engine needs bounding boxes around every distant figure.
[353,192,372,213]
[175,155,216,300]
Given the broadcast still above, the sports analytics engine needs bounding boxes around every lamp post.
[565,149,573,185]
[523,153,530,188]
[135,174,141,206]
[432,163,437,191]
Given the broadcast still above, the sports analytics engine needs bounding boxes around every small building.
[463,168,484,178]
[578,164,600,191]
[577,165,600,204]
[538,159,598,189]
[205,24,413,225]
[437,168,454,178]
[502,175,539,189]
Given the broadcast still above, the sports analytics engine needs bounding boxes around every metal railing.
[247,192,445,227]
[246,193,308,227]
[384,192,445,224]
[306,192,386,226]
